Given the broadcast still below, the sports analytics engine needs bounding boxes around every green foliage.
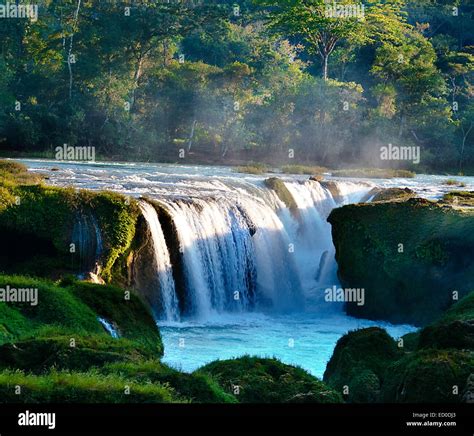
[198,356,343,403]
[69,281,163,356]
[0,3,471,172]
[102,361,237,403]
[0,369,180,403]
[0,335,155,373]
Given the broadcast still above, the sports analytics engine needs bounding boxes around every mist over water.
[21,159,466,376]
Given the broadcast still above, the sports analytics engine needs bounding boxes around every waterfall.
[139,201,180,322]
[138,179,373,321]
[98,317,119,338]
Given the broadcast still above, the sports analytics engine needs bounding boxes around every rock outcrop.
[328,195,474,325]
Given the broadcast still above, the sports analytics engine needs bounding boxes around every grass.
[332,168,416,179]
[197,356,342,403]
[0,369,181,403]
[279,164,328,175]
[102,361,237,403]
[442,191,474,207]
[443,179,466,187]
[234,162,268,175]
[0,275,162,354]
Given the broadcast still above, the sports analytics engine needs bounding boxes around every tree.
[255,0,408,80]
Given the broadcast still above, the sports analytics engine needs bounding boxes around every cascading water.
[139,201,180,321]
[138,178,372,322]
[22,160,420,376]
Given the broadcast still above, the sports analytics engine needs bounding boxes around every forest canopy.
[0,0,473,173]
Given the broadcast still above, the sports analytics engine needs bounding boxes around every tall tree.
[255,0,408,80]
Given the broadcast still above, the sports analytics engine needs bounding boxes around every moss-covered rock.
[320,181,343,203]
[69,281,163,356]
[371,187,416,202]
[380,349,474,403]
[324,292,474,403]
[328,197,474,325]
[264,178,298,212]
[0,335,154,373]
[442,191,474,207]
[0,276,163,367]
[102,361,236,403]
[197,356,342,403]
[323,327,402,403]
[0,162,139,282]
[417,291,474,350]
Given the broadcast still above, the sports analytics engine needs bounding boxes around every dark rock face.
[128,214,164,319]
[71,211,103,274]
[328,197,474,325]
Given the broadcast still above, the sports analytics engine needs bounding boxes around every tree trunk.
[322,54,329,81]
[68,0,82,100]
[459,123,473,174]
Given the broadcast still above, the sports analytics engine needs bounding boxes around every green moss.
[323,327,402,403]
[69,281,163,356]
[198,356,342,403]
[264,178,298,212]
[0,276,163,359]
[0,302,34,344]
[371,187,416,202]
[0,369,180,403]
[442,191,474,207]
[0,334,155,373]
[417,292,474,350]
[0,275,103,344]
[380,349,474,403]
[81,191,139,282]
[0,179,139,280]
[400,332,420,352]
[328,198,474,325]
[102,361,236,403]
[436,291,474,324]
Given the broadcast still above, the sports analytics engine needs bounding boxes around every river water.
[19,159,474,377]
